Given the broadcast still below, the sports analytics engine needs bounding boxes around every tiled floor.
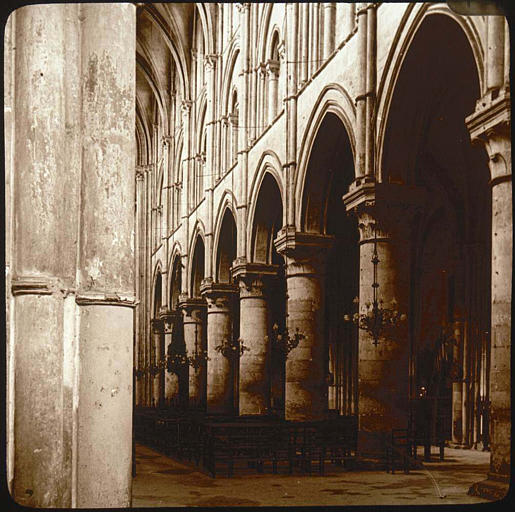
[132,443,491,507]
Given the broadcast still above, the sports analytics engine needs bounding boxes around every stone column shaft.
[12,7,79,506]
[322,3,336,60]
[344,182,424,455]
[466,91,511,493]
[275,229,334,421]
[181,299,207,408]
[203,284,237,414]
[233,262,278,415]
[75,4,136,507]
[163,313,180,404]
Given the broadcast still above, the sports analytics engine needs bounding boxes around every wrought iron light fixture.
[214,337,250,358]
[266,322,306,356]
[186,323,210,371]
[344,227,406,346]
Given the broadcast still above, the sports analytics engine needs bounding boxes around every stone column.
[202,282,238,414]
[162,311,181,405]
[75,4,136,507]
[151,317,165,407]
[180,298,207,409]
[343,181,423,456]
[266,60,279,125]
[300,3,309,84]
[451,321,465,445]
[11,5,79,507]
[322,3,336,60]
[232,261,279,415]
[275,229,334,421]
[467,86,511,499]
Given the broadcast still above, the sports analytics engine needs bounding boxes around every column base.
[468,474,510,501]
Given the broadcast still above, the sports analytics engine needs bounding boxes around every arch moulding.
[246,151,285,262]
[376,3,485,182]
[295,84,356,229]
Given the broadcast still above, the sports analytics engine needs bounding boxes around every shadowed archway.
[382,13,491,449]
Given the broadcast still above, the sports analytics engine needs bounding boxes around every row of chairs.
[134,408,358,478]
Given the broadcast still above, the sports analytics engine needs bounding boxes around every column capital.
[236,2,251,14]
[151,317,164,334]
[266,59,280,77]
[158,308,180,333]
[200,280,237,311]
[274,226,334,259]
[231,259,280,298]
[181,99,192,117]
[204,53,218,71]
[466,89,511,184]
[343,180,426,242]
[178,295,206,321]
[161,135,173,147]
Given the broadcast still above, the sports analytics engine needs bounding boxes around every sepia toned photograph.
[4,1,511,508]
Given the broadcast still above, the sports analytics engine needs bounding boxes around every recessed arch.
[299,112,355,235]
[247,150,285,256]
[151,262,163,317]
[376,5,485,180]
[249,172,283,265]
[215,207,238,283]
[189,234,206,298]
[295,84,356,228]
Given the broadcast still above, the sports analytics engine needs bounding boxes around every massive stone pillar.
[275,229,334,421]
[232,261,278,415]
[162,311,181,405]
[11,5,79,506]
[180,298,207,410]
[202,282,238,414]
[150,317,165,407]
[344,182,422,456]
[467,80,511,500]
[10,4,135,508]
[75,4,136,506]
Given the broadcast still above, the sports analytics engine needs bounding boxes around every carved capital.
[200,280,237,312]
[274,227,334,274]
[343,179,426,242]
[204,53,218,71]
[151,317,164,334]
[231,259,279,299]
[178,296,206,322]
[466,89,511,183]
[266,59,280,77]
[181,100,192,117]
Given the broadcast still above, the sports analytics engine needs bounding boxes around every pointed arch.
[376,4,485,181]
[295,84,356,229]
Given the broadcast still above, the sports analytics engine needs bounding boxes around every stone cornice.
[342,179,426,214]
[199,278,238,298]
[230,258,280,281]
[76,292,137,308]
[11,276,55,296]
[273,226,334,258]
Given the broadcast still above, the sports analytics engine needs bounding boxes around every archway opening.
[152,272,165,407]
[382,14,491,448]
[215,208,239,413]
[301,112,358,416]
[190,235,205,298]
[251,173,285,416]
[216,208,237,283]
[168,256,187,409]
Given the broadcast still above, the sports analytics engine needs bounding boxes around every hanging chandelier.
[186,322,210,371]
[344,227,406,346]
[266,323,306,357]
[214,337,250,358]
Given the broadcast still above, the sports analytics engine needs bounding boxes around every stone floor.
[131,443,492,507]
